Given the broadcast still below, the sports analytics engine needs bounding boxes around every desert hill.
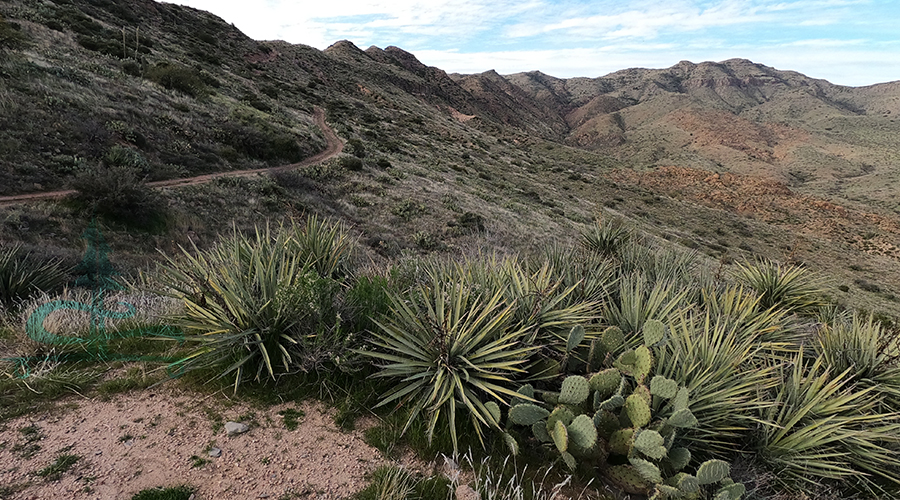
[0,0,899,319]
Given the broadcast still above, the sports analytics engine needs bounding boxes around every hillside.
[1,0,899,321]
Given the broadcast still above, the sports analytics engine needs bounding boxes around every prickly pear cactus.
[502,319,744,499]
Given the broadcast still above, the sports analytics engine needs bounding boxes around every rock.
[209,447,222,458]
[456,484,480,500]
[225,421,250,436]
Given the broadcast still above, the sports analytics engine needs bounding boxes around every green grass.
[278,408,305,431]
[131,485,195,500]
[35,454,80,480]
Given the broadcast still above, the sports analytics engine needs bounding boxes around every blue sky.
[168,0,899,87]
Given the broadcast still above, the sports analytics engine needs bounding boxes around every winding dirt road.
[0,107,343,207]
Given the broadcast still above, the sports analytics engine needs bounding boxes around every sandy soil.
[0,384,392,500]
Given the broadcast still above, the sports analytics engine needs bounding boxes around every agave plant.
[734,259,826,315]
[361,273,536,452]
[289,214,356,280]
[154,222,348,391]
[0,245,69,311]
[581,213,633,258]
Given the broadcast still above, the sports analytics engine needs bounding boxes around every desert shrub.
[340,156,364,171]
[217,121,304,163]
[0,15,26,49]
[346,138,366,158]
[0,245,69,311]
[69,162,163,227]
[131,485,195,500]
[145,63,208,97]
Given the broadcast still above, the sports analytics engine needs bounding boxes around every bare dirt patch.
[0,385,389,499]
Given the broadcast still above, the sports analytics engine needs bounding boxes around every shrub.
[145,63,208,97]
[0,15,26,49]
[340,156,364,171]
[69,162,163,227]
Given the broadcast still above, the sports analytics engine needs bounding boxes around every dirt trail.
[0,107,343,207]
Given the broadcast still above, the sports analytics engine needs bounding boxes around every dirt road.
[0,107,343,207]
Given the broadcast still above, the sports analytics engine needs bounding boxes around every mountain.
[1,0,899,318]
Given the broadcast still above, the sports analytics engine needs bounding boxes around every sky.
[165,0,900,87]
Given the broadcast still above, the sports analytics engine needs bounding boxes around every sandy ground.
[0,385,393,499]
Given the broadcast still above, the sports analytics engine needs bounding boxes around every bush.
[145,63,208,97]
[340,156,364,171]
[69,162,163,227]
[0,15,26,50]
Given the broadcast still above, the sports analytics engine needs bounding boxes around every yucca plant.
[153,223,347,391]
[360,274,537,452]
[655,312,778,458]
[755,349,900,494]
[581,213,632,258]
[603,273,687,339]
[0,245,69,311]
[533,243,617,306]
[815,314,900,411]
[734,259,826,315]
[289,214,356,279]
[699,285,800,350]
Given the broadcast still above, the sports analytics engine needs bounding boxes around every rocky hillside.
[1,0,899,319]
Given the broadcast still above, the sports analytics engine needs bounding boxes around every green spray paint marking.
[8,220,185,377]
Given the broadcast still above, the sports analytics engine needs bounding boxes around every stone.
[208,447,222,458]
[225,421,250,436]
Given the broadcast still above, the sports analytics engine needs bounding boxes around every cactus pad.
[697,459,731,485]
[668,408,699,428]
[509,404,550,426]
[589,368,622,398]
[657,484,681,498]
[599,394,626,411]
[669,473,700,494]
[532,421,551,443]
[715,482,746,500]
[668,447,691,472]
[601,326,625,354]
[642,319,667,346]
[567,325,586,352]
[561,451,577,471]
[511,384,535,406]
[633,383,652,405]
[649,375,678,399]
[634,430,667,460]
[550,419,568,453]
[625,393,652,427]
[630,457,663,484]
[588,338,604,371]
[541,391,560,405]
[604,465,650,495]
[609,427,635,456]
[559,375,591,405]
[633,345,653,383]
[503,432,519,456]
[674,387,690,411]
[547,406,575,430]
[594,410,621,439]
[485,401,501,426]
[567,414,598,450]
